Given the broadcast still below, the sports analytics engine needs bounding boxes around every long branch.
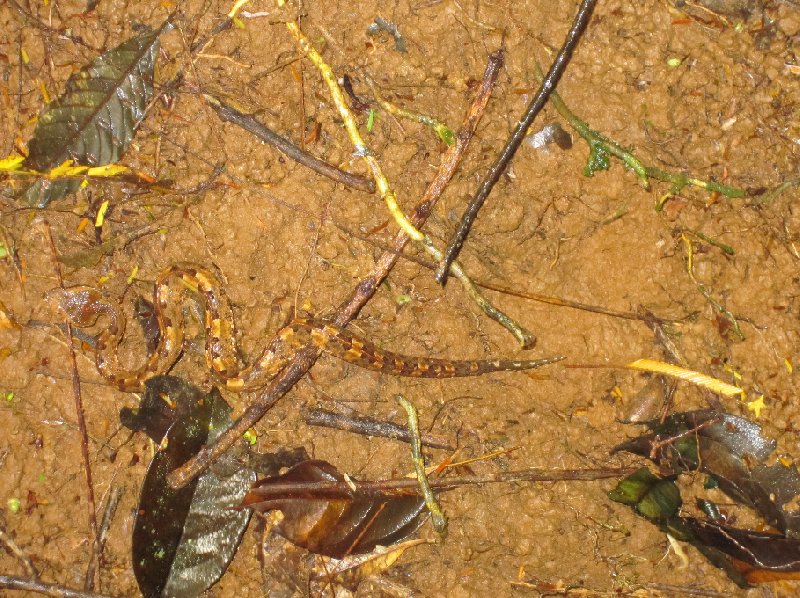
[43,223,99,587]
[245,466,638,500]
[435,0,598,282]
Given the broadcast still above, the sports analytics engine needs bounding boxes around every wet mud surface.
[1,0,800,596]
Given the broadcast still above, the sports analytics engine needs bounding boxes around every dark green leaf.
[613,410,800,537]
[130,376,254,598]
[612,411,800,587]
[608,467,681,521]
[22,23,168,207]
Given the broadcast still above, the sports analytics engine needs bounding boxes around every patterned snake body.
[56,266,563,392]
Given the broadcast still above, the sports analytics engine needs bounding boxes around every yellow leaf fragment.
[37,79,50,103]
[746,395,765,418]
[48,160,81,178]
[786,358,794,375]
[95,200,110,227]
[87,164,128,177]
[20,48,29,65]
[242,428,257,446]
[627,358,743,396]
[127,264,139,285]
[0,154,25,171]
[723,362,743,381]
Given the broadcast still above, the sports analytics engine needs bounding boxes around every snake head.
[47,286,116,327]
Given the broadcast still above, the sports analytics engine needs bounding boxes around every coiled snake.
[55,265,563,392]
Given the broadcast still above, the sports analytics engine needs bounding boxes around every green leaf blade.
[22,26,165,207]
[129,376,255,598]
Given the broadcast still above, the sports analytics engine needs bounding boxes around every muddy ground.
[1,0,800,596]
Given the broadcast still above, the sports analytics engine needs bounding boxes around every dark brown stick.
[435,0,598,283]
[167,50,504,489]
[0,576,119,598]
[246,466,637,500]
[42,222,99,586]
[305,408,456,451]
[205,95,376,194]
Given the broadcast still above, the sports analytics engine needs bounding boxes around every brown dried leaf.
[244,460,427,559]
[684,517,800,585]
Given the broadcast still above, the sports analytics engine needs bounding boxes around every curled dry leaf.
[683,518,800,584]
[244,460,427,559]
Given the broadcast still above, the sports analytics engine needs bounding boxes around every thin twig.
[538,64,746,203]
[435,0,598,283]
[680,234,744,341]
[748,178,800,206]
[333,222,686,324]
[366,76,454,145]
[304,408,455,450]
[0,576,118,598]
[84,487,123,592]
[205,94,376,193]
[644,312,722,411]
[511,580,726,597]
[41,222,99,584]
[167,49,504,489]
[643,583,728,597]
[0,526,38,579]
[189,0,254,54]
[0,223,25,299]
[647,416,720,461]
[7,0,94,48]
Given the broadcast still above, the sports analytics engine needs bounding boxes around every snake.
[54,265,564,392]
